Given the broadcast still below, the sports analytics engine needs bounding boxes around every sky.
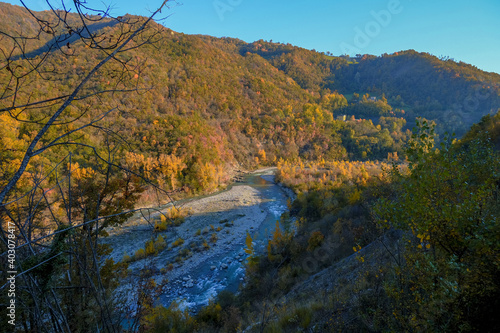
[3,0,500,74]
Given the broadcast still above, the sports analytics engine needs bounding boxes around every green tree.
[0,1,171,331]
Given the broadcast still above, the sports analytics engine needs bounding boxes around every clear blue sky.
[4,0,500,74]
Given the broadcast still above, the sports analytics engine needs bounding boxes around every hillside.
[1,4,499,196]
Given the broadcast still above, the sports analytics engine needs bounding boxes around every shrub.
[145,240,156,256]
[307,231,325,251]
[154,235,167,252]
[197,301,223,328]
[210,233,218,243]
[180,248,191,258]
[142,304,196,333]
[134,248,146,260]
[166,206,187,226]
[155,215,168,231]
[172,237,184,248]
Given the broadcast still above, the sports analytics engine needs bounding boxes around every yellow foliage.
[67,162,96,180]
[145,240,156,256]
[155,215,168,231]
[194,162,223,192]
[348,189,362,205]
[154,236,166,251]
[307,231,325,251]
[272,221,284,245]
[277,158,392,192]
[134,248,146,260]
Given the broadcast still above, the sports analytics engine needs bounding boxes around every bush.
[154,235,167,252]
[180,248,191,258]
[210,233,218,243]
[166,206,187,226]
[145,240,156,256]
[197,301,223,328]
[307,231,325,251]
[134,248,146,260]
[278,307,313,330]
[142,304,196,333]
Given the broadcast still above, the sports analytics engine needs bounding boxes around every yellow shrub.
[165,206,187,226]
[307,231,325,251]
[210,233,218,243]
[348,189,362,205]
[145,240,156,256]
[154,235,166,251]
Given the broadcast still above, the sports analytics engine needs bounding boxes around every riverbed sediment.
[106,168,291,310]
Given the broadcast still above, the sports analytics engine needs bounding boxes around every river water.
[159,170,291,311]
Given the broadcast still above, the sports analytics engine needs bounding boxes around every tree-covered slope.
[1,2,499,194]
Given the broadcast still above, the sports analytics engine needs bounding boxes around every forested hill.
[1,4,500,331]
[1,2,499,195]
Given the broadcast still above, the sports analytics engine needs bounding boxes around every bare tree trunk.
[0,1,175,331]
